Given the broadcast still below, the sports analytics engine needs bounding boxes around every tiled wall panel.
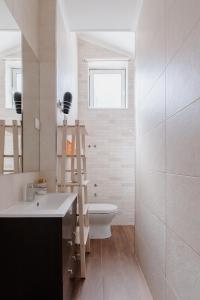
[136,0,200,299]
[78,39,135,225]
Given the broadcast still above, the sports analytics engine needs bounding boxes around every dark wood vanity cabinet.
[0,198,77,300]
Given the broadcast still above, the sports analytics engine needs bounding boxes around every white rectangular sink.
[0,193,77,218]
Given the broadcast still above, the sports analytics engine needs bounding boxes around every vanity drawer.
[62,238,76,273]
[62,198,77,241]
[63,255,77,299]
[62,198,77,299]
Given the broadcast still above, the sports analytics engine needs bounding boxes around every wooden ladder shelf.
[57,120,90,278]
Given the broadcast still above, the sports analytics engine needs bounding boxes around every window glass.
[88,60,128,109]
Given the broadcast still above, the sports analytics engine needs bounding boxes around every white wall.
[39,0,57,191]
[78,39,135,225]
[56,2,78,125]
[136,0,200,299]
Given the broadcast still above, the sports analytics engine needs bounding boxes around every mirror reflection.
[0,0,40,175]
[0,1,22,174]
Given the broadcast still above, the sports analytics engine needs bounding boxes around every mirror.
[0,0,40,174]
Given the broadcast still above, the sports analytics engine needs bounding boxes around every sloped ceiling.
[0,0,18,30]
[0,31,21,57]
[78,31,135,57]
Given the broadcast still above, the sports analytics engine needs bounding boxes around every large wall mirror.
[0,0,40,175]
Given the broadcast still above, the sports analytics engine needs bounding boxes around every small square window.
[88,61,128,109]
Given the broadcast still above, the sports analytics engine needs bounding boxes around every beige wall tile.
[137,170,165,222]
[0,172,38,210]
[135,232,166,300]
[136,0,200,298]
[166,0,200,63]
[136,202,166,274]
[166,230,200,300]
[166,281,179,300]
[166,100,200,176]
[137,74,165,136]
[139,123,165,172]
[166,22,200,117]
[167,174,200,255]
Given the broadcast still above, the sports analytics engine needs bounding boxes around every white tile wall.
[167,174,200,255]
[78,39,135,225]
[0,172,38,210]
[136,0,200,299]
[166,101,200,176]
[166,230,200,300]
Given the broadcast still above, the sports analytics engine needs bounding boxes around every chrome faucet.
[26,183,46,202]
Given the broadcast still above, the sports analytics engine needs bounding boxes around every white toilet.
[88,203,118,239]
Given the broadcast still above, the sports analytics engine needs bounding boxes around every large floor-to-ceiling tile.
[166,229,200,300]
[166,21,200,117]
[167,174,200,255]
[166,0,200,63]
[166,100,200,176]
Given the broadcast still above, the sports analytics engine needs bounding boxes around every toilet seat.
[88,203,118,214]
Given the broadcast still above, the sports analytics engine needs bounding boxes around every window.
[5,61,22,109]
[88,60,128,109]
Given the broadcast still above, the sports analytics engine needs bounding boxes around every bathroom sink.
[0,193,77,218]
[30,194,67,210]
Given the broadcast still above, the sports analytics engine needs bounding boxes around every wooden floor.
[71,226,153,300]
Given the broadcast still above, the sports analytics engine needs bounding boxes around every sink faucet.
[26,183,46,202]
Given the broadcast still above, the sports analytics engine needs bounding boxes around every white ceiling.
[0,0,19,30]
[62,0,142,31]
[78,31,135,57]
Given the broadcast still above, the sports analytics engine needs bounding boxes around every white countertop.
[0,193,77,218]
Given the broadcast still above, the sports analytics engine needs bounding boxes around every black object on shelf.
[14,92,22,114]
[62,92,72,114]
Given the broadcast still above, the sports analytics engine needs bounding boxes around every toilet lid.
[88,203,118,214]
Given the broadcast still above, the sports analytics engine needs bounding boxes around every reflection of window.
[5,61,22,109]
[89,60,128,109]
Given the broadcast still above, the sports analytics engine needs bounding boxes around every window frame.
[88,65,128,109]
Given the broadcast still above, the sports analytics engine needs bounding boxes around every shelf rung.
[75,226,89,245]
[77,204,89,216]
[4,155,22,158]
[65,170,86,175]
[57,180,89,187]
[57,155,86,158]
[57,125,88,135]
